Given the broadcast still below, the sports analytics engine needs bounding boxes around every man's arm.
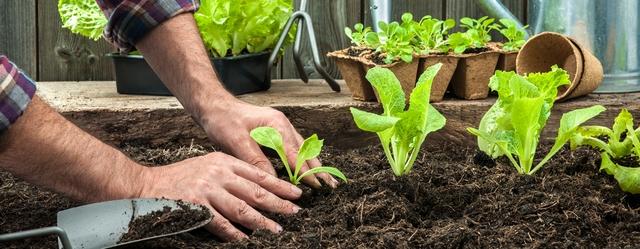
[0,96,144,202]
[0,95,303,240]
[95,0,337,187]
[135,13,338,188]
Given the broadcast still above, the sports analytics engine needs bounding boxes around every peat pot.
[108,51,272,96]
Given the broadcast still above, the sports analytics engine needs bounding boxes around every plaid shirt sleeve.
[0,56,37,132]
[96,0,200,51]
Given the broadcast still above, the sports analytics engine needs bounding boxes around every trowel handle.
[0,226,72,249]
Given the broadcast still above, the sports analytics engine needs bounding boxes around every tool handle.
[0,226,72,249]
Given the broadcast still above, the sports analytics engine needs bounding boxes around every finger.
[226,175,300,214]
[210,191,283,234]
[231,160,303,200]
[203,204,247,241]
[305,157,339,188]
[228,133,277,176]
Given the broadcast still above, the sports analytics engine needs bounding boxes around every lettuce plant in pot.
[490,18,528,71]
[328,13,419,102]
[58,0,294,96]
[447,16,501,100]
[412,15,457,102]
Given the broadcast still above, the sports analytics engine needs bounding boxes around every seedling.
[413,16,456,54]
[468,67,605,175]
[350,64,446,176]
[250,127,347,185]
[498,19,528,52]
[364,14,416,64]
[570,109,640,194]
[449,16,500,54]
[345,23,373,47]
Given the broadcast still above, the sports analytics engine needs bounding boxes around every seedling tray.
[108,51,272,96]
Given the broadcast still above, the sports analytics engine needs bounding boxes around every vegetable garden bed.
[2,80,640,248]
[2,143,640,248]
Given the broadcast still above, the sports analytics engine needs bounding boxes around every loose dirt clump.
[119,200,210,243]
[1,143,640,248]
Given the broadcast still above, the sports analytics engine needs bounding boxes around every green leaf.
[297,166,348,185]
[600,153,640,194]
[365,67,406,115]
[195,0,294,57]
[294,134,323,177]
[58,0,108,40]
[531,105,606,174]
[350,108,400,132]
[250,127,292,179]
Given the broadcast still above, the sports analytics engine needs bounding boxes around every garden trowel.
[0,198,212,249]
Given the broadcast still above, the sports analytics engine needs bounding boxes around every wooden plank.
[38,79,640,150]
[281,0,362,80]
[0,0,37,78]
[37,0,115,81]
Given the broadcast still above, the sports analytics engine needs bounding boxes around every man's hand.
[200,100,338,188]
[139,152,302,241]
[135,14,337,188]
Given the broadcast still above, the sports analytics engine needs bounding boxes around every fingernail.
[276,224,283,233]
[292,205,301,214]
[292,186,303,195]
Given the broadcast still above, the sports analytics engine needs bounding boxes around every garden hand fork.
[267,0,341,92]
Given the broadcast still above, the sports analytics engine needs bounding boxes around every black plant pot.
[108,51,272,96]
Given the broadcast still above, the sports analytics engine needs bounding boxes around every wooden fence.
[0,0,526,81]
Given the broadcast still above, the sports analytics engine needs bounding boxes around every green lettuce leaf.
[58,0,108,41]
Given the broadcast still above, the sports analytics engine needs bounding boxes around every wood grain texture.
[37,0,115,81]
[0,0,37,77]
[281,0,362,80]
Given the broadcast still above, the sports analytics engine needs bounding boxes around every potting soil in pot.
[1,143,639,248]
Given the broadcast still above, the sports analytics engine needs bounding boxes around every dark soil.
[463,47,490,54]
[119,200,211,243]
[2,143,640,248]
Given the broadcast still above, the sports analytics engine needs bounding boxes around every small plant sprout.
[345,23,373,47]
[250,127,347,185]
[468,66,605,175]
[350,64,447,176]
[570,109,640,194]
[498,19,528,52]
[414,16,456,54]
[364,15,416,64]
[449,16,500,54]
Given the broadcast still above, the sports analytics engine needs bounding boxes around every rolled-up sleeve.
[96,0,200,51]
[0,56,37,132]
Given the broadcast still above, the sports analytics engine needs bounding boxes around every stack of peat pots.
[329,44,512,102]
[516,32,603,101]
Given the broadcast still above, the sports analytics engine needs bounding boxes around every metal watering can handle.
[0,226,73,249]
[476,0,530,36]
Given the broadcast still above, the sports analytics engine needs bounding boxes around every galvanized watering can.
[478,0,640,93]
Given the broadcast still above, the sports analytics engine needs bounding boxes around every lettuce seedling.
[498,19,528,52]
[350,64,446,176]
[460,16,500,47]
[345,23,373,47]
[364,17,415,64]
[468,66,605,174]
[250,127,347,185]
[414,16,456,54]
[569,109,640,194]
[449,16,500,54]
[58,0,108,41]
